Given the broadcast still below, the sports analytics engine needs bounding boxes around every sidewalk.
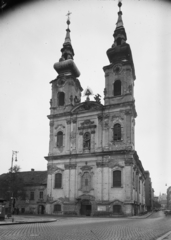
[157,231,171,240]
[0,215,57,225]
[0,211,153,225]
[128,211,153,219]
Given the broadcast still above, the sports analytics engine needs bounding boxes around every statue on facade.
[94,94,101,103]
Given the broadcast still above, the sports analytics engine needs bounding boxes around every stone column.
[91,130,95,152]
[49,120,54,155]
[71,118,77,153]
[103,114,110,150]
[97,114,103,151]
[96,162,102,201]
[66,119,71,154]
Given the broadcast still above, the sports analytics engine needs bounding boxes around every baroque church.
[45,2,146,216]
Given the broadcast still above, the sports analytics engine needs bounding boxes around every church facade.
[45,3,146,216]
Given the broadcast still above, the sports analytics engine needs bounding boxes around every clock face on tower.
[113,64,122,74]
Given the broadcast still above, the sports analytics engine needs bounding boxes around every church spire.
[63,12,72,46]
[54,12,80,77]
[116,1,124,28]
[60,11,74,61]
[112,1,127,47]
[105,1,136,80]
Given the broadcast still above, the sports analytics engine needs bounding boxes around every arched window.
[113,170,121,187]
[113,205,121,214]
[83,132,91,150]
[54,204,61,212]
[81,172,91,192]
[114,80,121,96]
[113,124,121,141]
[57,131,63,147]
[54,173,62,188]
[58,92,65,106]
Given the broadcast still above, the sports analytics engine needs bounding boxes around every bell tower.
[50,12,83,115]
[103,2,137,149]
[103,2,136,108]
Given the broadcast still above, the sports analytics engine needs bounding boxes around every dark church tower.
[50,15,83,115]
[103,2,137,149]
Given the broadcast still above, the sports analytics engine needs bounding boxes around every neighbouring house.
[159,193,167,210]
[167,187,171,210]
[0,169,47,215]
[144,171,154,211]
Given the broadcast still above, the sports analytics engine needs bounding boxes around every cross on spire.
[66,11,72,28]
[66,11,72,18]
[118,0,122,12]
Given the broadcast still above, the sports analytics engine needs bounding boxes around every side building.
[144,171,154,211]
[0,169,47,215]
[16,170,47,214]
[45,2,146,216]
[167,187,171,210]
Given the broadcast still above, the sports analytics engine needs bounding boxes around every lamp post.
[8,150,18,217]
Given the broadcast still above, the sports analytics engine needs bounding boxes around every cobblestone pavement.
[0,211,171,240]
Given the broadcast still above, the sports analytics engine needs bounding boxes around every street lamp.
[8,150,19,218]
[11,150,18,172]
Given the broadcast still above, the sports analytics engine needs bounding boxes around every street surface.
[0,211,171,240]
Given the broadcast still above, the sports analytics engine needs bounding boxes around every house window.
[39,191,43,199]
[81,172,91,192]
[57,131,63,147]
[113,205,121,214]
[30,192,34,200]
[58,92,65,106]
[54,204,61,212]
[83,132,91,150]
[113,123,121,141]
[114,80,121,96]
[54,173,62,189]
[113,170,121,187]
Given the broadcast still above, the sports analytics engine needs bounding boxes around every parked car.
[154,208,159,212]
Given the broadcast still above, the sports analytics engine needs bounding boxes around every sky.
[0,0,171,196]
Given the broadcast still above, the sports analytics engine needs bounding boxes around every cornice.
[44,150,134,161]
[47,100,136,120]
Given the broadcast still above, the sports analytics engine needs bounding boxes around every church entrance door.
[80,200,91,216]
